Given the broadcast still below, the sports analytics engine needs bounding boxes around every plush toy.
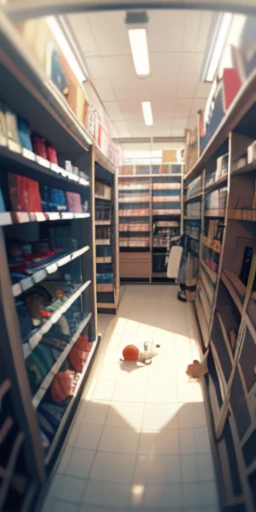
[121,341,160,365]
[186,358,208,379]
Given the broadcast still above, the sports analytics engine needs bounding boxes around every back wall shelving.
[118,161,183,283]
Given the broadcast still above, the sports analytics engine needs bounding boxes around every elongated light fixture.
[128,28,150,78]
[47,16,86,83]
[142,101,153,126]
[201,13,232,82]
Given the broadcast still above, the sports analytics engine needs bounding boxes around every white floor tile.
[98,425,140,454]
[90,452,136,483]
[112,380,147,403]
[142,483,182,509]
[138,429,179,455]
[145,381,177,403]
[80,401,109,425]
[197,453,215,481]
[142,403,180,431]
[66,448,96,478]
[133,454,181,484]
[49,475,86,503]
[106,402,144,430]
[195,427,211,453]
[93,381,116,400]
[83,480,130,508]
[179,429,196,454]
[74,424,103,450]
[181,454,199,482]
[56,445,72,474]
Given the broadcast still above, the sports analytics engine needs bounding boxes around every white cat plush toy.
[120,341,160,365]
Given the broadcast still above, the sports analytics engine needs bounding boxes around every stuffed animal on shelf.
[120,341,160,365]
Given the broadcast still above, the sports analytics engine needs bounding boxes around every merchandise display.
[95,162,118,313]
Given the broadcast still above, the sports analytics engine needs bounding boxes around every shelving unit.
[184,73,256,512]
[94,150,119,314]
[118,162,183,282]
[0,16,102,511]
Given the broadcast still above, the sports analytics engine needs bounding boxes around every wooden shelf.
[95,220,111,226]
[228,209,256,221]
[185,191,203,202]
[95,194,111,201]
[0,147,89,192]
[97,302,116,309]
[96,257,112,264]
[205,209,225,217]
[205,175,228,193]
[96,284,114,292]
[95,239,110,245]
[0,211,90,227]
[232,160,256,176]
[185,69,256,181]
[200,258,218,285]
[12,245,90,297]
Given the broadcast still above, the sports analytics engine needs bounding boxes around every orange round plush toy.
[122,345,140,362]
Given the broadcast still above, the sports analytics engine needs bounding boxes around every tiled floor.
[42,285,219,512]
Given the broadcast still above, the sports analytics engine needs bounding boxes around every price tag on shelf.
[21,276,33,292]
[22,148,36,161]
[12,283,22,297]
[29,331,42,350]
[50,163,60,174]
[8,140,21,153]
[61,212,74,220]
[46,212,60,221]
[36,155,50,168]
[33,269,47,284]
[34,212,46,222]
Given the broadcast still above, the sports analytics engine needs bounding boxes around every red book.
[222,68,241,111]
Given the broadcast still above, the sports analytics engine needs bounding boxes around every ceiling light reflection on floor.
[131,485,145,506]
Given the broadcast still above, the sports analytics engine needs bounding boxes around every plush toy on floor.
[120,341,160,365]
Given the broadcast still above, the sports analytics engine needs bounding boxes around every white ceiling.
[67,9,214,141]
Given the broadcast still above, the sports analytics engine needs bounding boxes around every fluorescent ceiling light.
[128,28,150,77]
[201,13,232,82]
[47,16,86,83]
[142,101,153,126]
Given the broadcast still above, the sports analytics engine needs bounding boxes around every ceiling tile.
[171,118,188,137]
[183,11,214,52]
[101,55,135,78]
[190,98,207,117]
[174,98,193,118]
[112,120,130,138]
[148,10,185,52]
[187,116,198,130]
[151,98,176,119]
[195,82,212,98]
[103,101,124,121]
[93,78,115,101]
[150,53,181,74]
[180,53,204,74]
[85,57,106,79]
[67,13,98,55]
[177,74,199,98]
[88,11,130,56]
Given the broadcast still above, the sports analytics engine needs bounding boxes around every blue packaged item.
[16,299,34,342]
[40,185,50,211]
[0,186,6,212]
[17,116,33,151]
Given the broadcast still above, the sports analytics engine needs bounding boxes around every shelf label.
[12,283,22,297]
[46,212,60,221]
[33,269,47,284]
[0,212,12,226]
[50,163,60,173]
[22,148,36,161]
[8,139,21,153]
[36,155,50,168]
[34,212,46,222]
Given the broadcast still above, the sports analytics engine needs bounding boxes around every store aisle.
[42,285,219,512]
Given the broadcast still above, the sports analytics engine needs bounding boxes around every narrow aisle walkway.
[43,285,219,512]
